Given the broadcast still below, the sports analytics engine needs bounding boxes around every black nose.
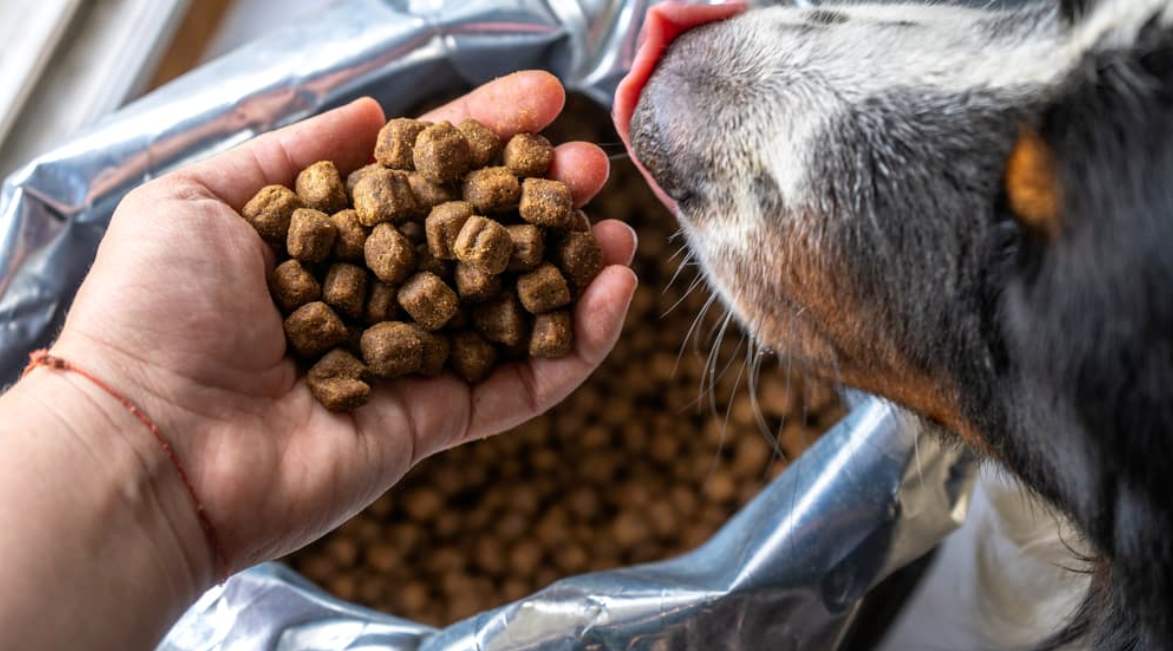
[630,90,695,204]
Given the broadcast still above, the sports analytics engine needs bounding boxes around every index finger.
[419,70,566,137]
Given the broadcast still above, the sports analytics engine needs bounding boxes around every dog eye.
[1003,127,1061,239]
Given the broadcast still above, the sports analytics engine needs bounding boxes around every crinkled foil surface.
[0,1,976,649]
[159,400,974,651]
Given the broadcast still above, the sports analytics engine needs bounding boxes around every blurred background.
[0,0,336,179]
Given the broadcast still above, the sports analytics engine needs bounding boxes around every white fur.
[878,467,1092,650]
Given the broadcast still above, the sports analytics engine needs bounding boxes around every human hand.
[46,71,637,587]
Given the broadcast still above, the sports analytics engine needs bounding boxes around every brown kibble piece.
[322,263,369,320]
[425,201,474,260]
[284,302,348,359]
[516,263,571,314]
[397,272,459,331]
[450,332,497,383]
[415,243,452,278]
[569,208,592,232]
[462,167,520,214]
[399,221,425,245]
[331,209,368,262]
[413,121,471,184]
[459,119,501,168]
[295,161,347,214]
[287,208,337,263]
[553,230,604,290]
[345,163,380,198]
[365,281,401,324]
[506,224,544,272]
[375,118,429,170]
[454,263,501,303]
[419,331,450,377]
[242,185,302,244]
[344,325,364,356]
[361,322,425,378]
[519,178,574,228]
[453,215,513,275]
[472,293,529,347]
[307,349,370,411]
[270,259,320,312]
[529,310,574,358]
[408,172,457,214]
[364,223,416,284]
[504,133,554,178]
[353,168,418,227]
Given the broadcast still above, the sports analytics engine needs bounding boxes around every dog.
[614,0,1173,648]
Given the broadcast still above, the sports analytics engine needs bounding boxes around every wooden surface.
[149,0,236,89]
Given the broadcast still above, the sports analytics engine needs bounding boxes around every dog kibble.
[399,221,426,245]
[354,168,418,227]
[519,178,574,228]
[288,208,338,263]
[506,224,544,272]
[346,164,380,198]
[569,208,591,232]
[425,201,474,260]
[449,331,497,383]
[408,172,457,214]
[258,115,603,412]
[472,292,528,347]
[517,263,571,314]
[376,118,430,170]
[463,167,520,214]
[361,321,425,378]
[271,259,321,312]
[419,331,450,377]
[459,119,501,168]
[398,272,459,331]
[323,263,369,320]
[529,310,573,358]
[296,161,348,214]
[415,244,452,279]
[285,302,349,359]
[553,230,604,290]
[365,281,401,324]
[307,349,371,412]
[331,210,368,262]
[454,216,513,275]
[414,121,472,184]
[454,263,501,303]
[504,133,554,178]
[243,185,302,244]
[365,223,417,285]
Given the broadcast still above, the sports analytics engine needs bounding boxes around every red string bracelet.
[22,349,229,583]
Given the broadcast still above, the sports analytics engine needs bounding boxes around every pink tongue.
[613,2,747,210]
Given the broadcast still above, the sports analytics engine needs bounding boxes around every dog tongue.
[613,2,746,210]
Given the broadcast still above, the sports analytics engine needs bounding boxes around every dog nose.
[630,91,694,206]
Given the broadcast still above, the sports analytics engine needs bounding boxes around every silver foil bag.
[0,1,977,649]
[158,400,975,651]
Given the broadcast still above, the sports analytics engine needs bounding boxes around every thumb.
[175,98,386,210]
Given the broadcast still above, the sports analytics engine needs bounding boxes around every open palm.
[50,71,637,579]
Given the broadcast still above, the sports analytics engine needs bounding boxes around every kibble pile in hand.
[241,118,604,411]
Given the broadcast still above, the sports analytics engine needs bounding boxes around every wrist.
[0,359,213,643]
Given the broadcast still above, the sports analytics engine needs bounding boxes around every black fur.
[996,16,1173,650]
